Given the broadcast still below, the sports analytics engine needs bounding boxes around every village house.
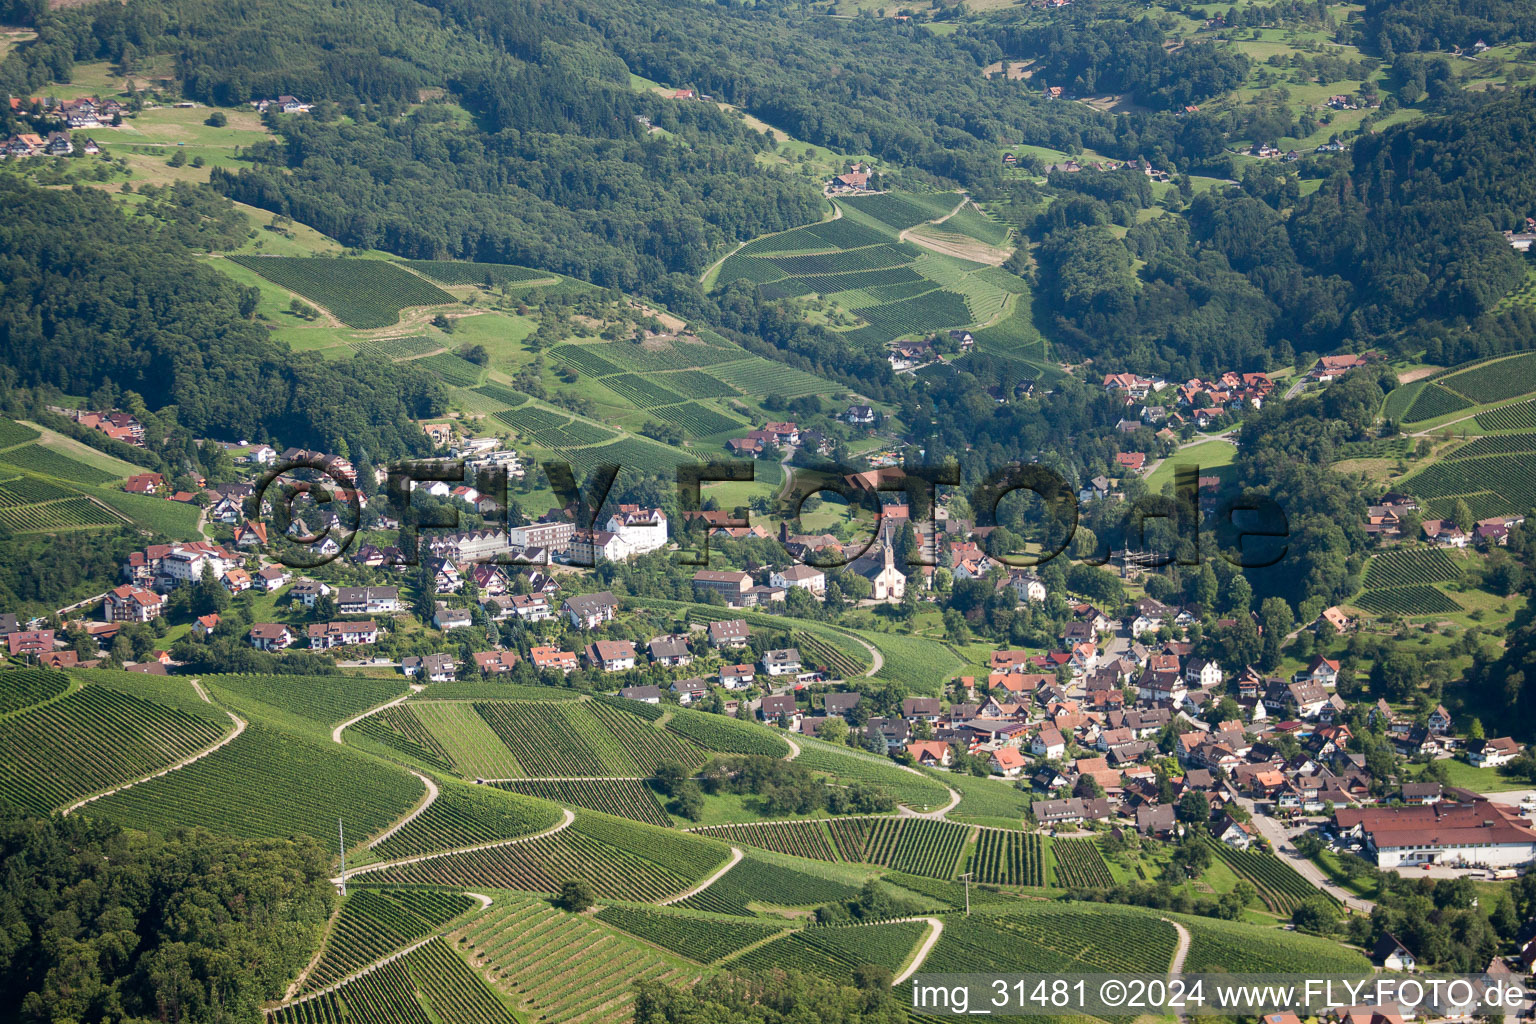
[307,621,379,649]
[769,563,826,597]
[337,586,399,615]
[719,663,755,689]
[530,645,579,674]
[708,619,751,648]
[648,635,693,668]
[692,569,753,604]
[473,651,521,675]
[403,653,456,682]
[563,591,619,629]
[620,685,663,704]
[103,584,165,623]
[585,639,637,672]
[761,648,802,677]
[761,693,801,726]
[248,623,293,652]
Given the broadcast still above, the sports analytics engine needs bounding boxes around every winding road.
[660,846,744,905]
[892,918,946,985]
[337,807,575,884]
[62,678,247,816]
[366,770,440,849]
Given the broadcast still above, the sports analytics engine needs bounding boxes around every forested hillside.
[0,180,443,456]
[0,811,333,1024]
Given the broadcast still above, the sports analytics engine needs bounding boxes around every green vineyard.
[1362,548,1460,588]
[417,352,487,387]
[1353,585,1462,616]
[664,707,791,757]
[492,778,672,828]
[1402,383,1473,423]
[687,820,840,861]
[0,496,123,532]
[272,936,516,1024]
[367,813,728,902]
[0,444,120,484]
[826,817,971,878]
[370,783,562,860]
[459,894,686,1024]
[0,684,230,813]
[226,256,454,329]
[0,418,41,448]
[0,668,71,715]
[676,852,860,914]
[1205,839,1332,915]
[726,920,928,978]
[399,259,550,286]
[472,700,708,777]
[1051,837,1114,887]
[1476,399,1536,431]
[352,335,441,359]
[88,723,423,842]
[304,889,480,991]
[1439,351,1536,405]
[788,736,950,810]
[970,828,1046,886]
[594,905,786,963]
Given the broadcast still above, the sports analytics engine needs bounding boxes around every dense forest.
[0,811,333,1024]
[972,16,1251,110]
[0,180,443,456]
[1028,86,1536,376]
[1362,0,1536,54]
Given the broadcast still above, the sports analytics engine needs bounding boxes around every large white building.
[1336,799,1536,869]
[604,505,668,557]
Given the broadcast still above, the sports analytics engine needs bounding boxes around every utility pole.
[960,871,972,916]
[338,818,347,896]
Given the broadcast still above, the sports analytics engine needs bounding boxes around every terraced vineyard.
[727,920,929,978]
[0,444,119,484]
[664,706,791,757]
[828,817,970,878]
[686,820,839,861]
[399,259,550,286]
[226,256,454,328]
[350,704,456,772]
[0,418,40,447]
[599,373,686,408]
[1401,454,1536,519]
[1476,399,1536,431]
[472,382,530,407]
[1402,383,1473,423]
[1353,585,1463,616]
[1180,913,1369,973]
[544,436,700,479]
[459,894,687,1024]
[1051,837,1114,887]
[417,352,487,387]
[369,812,729,901]
[304,889,480,991]
[212,673,408,728]
[1362,548,1460,588]
[841,191,958,231]
[647,401,744,438]
[594,905,787,963]
[848,289,971,341]
[405,701,525,779]
[655,369,740,398]
[0,668,71,715]
[1439,351,1536,405]
[473,699,708,777]
[493,778,671,828]
[789,736,950,810]
[370,783,562,860]
[1205,839,1330,915]
[1447,432,1536,459]
[352,335,441,359]
[88,723,423,842]
[273,937,516,1024]
[0,496,123,532]
[0,683,231,813]
[899,903,1181,1021]
[793,630,866,679]
[933,770,1032,827]
[676,852,860,914]
[0,475,77,504]
[970,828,1046,886]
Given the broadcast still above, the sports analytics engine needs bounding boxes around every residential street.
[1238,798,1376,914]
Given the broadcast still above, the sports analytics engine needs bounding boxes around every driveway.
[1239,799,1375,914]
